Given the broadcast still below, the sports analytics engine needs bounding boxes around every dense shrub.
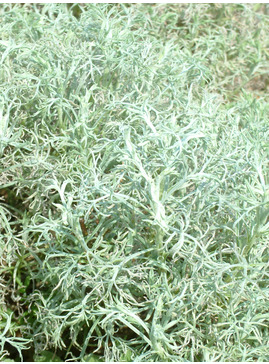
[0,3,268,361]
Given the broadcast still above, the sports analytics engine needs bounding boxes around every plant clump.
[0,3,268,362]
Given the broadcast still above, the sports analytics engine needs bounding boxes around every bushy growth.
[0,3,268,361]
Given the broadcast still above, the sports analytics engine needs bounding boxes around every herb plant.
[0,3,268,362]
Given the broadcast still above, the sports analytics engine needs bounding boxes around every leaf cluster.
[0,3,268,362]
